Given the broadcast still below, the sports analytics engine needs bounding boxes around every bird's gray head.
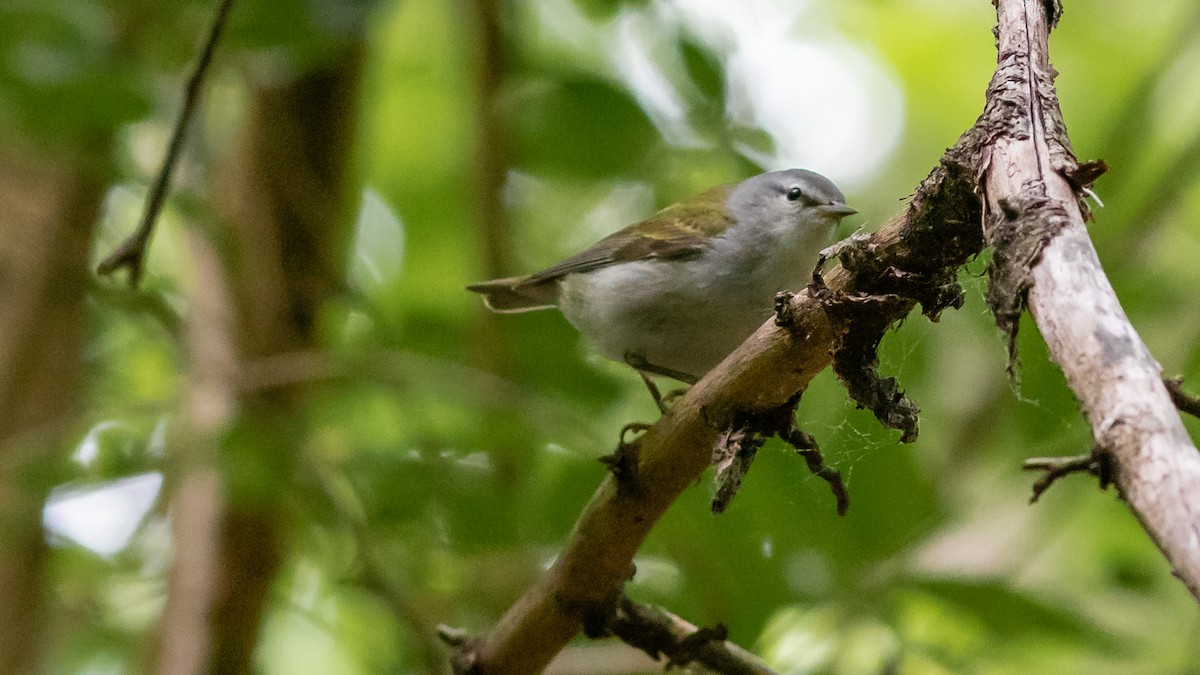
[726,168,856,236]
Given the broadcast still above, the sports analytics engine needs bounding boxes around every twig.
[780,424,849,516]
[608,595,777,675]
[744,394,850,516]
[1164,376,1200,420]
[96,0,237,286]
[1023,450,1114,503]
[599,431,644,498]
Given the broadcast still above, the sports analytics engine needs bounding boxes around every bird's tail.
[466,277,558,313]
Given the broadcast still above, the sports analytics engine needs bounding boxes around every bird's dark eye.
[786,187,804,202]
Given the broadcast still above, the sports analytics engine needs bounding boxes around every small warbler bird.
[468,169,856,385]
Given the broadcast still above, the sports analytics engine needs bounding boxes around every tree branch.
[982,0,1200,599]
[96,0,236,286]
[1164,377,1200,420]
[156,231,236,675]
[1023,449,1114,504]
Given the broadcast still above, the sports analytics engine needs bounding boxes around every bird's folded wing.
[523,184,735,284]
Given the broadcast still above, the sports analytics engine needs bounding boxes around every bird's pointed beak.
[819,203,858,217]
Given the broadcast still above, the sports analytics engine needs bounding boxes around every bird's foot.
[624,352,697,413]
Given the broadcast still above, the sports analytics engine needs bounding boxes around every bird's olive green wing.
[521,184,735,285]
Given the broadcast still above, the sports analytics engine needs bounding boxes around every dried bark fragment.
[985,195,1072,376]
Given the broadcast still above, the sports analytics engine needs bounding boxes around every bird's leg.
[623,352,698,384]
[624,353,697,413]
[636,371,668,413]
[657,387,689,409]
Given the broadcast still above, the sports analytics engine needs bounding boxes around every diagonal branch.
[982,0,1200,599]
[156,230,235,675]
[96,0,236,286]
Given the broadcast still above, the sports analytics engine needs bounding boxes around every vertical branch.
[472,0,513,287]
[156,233,237,675]
[982,0,1200,598]
[0,140,109,673]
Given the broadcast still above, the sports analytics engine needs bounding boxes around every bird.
[467,169,856,390]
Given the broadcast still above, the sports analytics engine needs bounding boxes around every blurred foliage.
[4,0,1200,673]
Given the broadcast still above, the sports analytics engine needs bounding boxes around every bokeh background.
[3,0,1200,672]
